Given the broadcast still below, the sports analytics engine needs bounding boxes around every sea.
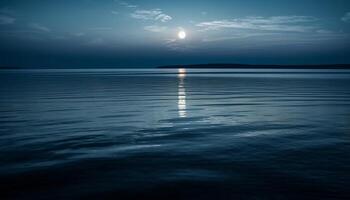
[0,68,350,199]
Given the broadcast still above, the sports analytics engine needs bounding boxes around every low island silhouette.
[158,63,350,69]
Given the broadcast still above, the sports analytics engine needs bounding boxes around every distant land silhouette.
[1,64,350,69]
[158,64,350,69]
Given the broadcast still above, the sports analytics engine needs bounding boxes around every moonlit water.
[0,69,350,199]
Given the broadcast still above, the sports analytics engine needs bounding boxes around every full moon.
[178,31,186,39]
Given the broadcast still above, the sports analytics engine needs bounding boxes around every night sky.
[0,0,350,68]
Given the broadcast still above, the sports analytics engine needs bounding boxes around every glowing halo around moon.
[178,30,186,39]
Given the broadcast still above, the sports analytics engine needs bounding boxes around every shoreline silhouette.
[158,63,350,69]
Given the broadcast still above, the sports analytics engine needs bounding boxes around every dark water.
[0,69,350,199]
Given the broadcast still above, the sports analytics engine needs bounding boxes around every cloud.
[111,11,119,15]
[116,1,138,8]
[29,23,51,32]
[195,16,347,44]
[72,32,85,37]
[144,25,167,32]
[196,16,317,32]
[163,38,196,52]
[0,15,15,25]
[164,38,183,51]
[131,9,172,22]
[119,2,172,23]
[202,32,281,42]
[155,13,172,22]
[341,12,350,22]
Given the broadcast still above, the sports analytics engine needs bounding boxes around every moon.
[178,30,186,39]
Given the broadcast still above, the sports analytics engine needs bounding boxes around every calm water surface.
[0,69,350,199]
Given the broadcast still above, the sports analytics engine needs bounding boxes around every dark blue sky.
[0,0,350,68]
